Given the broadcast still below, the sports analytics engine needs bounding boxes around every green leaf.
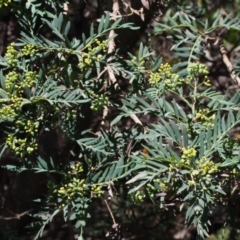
[90,23,94,37]
[64,21,71,36]
[98,15,104,34]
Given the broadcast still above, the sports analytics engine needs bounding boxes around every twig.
[205,36,240,86]
[122,0,145,20]
[101,106,109,126]
[97,67,108,80]
[130,113,143,126]
[219,38,240,86]
[104,199,116,225]
[103,0,145,130]
[2,209,31,220]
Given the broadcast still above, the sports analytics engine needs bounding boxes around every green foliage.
[1,1,240,240]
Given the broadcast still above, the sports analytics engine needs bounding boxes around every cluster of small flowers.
[21,71,37,88]
[8,94,23,110]
[149,72,160,85]
[132,181,162,203]
[181,147,197,159]
[5,71,18,90]
[57,177,103,207]
[196,109,215,128]
[0,0,11,8]
[22,44,36,57]
[187,62,209,77]
[203,75,211,86]
[168,148,197,172]
[58,178,87,199]
[184,75,193,84]
[154,178,168,191]
[9,94,23,108]
[149,63,182,90]
[188,157,217,187]
[16,119,38,135]
[176,147,197,167]
[0,105,17,119]
[78,39,107,69]
[78,52,103,69]
[68,162,84,175]
[95,39,108,52]
[133,189,146,202]
[194,157,218,176]
[130,56,145,71]
[66,109,77,121]
[6,134,38,157]
[5,43,18,66]
[57,178,88,207]
[5,118,38,156]
[90,94,108,111]
[91,184,103,198]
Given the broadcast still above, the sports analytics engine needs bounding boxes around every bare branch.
[104,199,116,225]
[219,38,240,86]
[205,36,240,86]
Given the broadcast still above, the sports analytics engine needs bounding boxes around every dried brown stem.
[205,36,240,86]
[104,199,116,225]
[219,38,240,85]
[2,209,31,220]
[100,0,144,129]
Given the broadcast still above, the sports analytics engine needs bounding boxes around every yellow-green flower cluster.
[16,119,38,135]
[192,157,218,177]
[94,39,108,52]
[90,94,108,111]
[5,118,38,156]
[68,162,84,175]
[78,52,94,68]
[91,184,103,197]
[66,109,77,121]
[132,181,162,203]
[0,105,17,119]
[5,43,18,66]
[0,0,11,8]
[154,178,168,191]
[203,75,211,86]
[78,52,103,69]
[187,62,209,77]
[165,148,197,173]
[149,63,181,89]
[21,71,37,88]
[9,94,23,108]
[131,56,145,71]
[78,39,107,69]
[196,109,215,128]
[57,178,88,201]
[181,147,197,159]
[133,189,146,202]
[5,71,18,90]
[22,44,36,57]
[149,72,161,85]
[6,134,38,156]
[184,75,193,84]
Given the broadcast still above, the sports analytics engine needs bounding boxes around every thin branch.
[130,113,143,126]
[101,106,109,126]
[205,36,240,86]
[103,0,145,129]
[2,209,31,220]
[219,38,240,85]
[104,199,116,225]
[97,67,108,80]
